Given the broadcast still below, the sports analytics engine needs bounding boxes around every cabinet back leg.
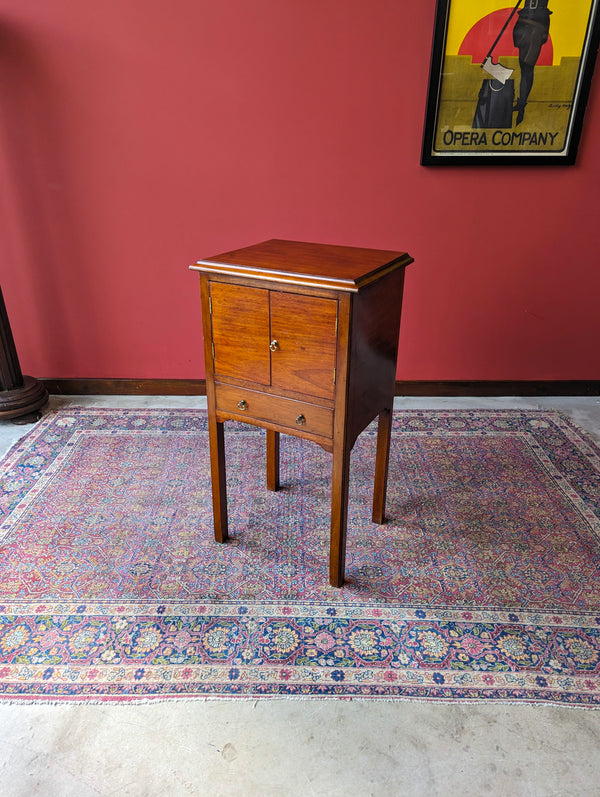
[372,407,392,524]
[266,429,280,491]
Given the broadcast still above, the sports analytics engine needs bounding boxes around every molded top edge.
[190,239,413,292]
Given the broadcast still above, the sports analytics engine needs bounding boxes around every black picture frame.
[421,0,600,165]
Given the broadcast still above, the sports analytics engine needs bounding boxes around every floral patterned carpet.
[0,407,599,704]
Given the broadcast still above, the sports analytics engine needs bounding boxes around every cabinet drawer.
[215,383,333,439]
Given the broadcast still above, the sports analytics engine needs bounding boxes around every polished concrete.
[0,395,599,797]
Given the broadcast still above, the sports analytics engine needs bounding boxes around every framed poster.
[421,0,600,164]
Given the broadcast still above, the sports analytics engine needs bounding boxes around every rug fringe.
[0,694,599,710]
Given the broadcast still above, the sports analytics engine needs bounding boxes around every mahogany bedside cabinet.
[190,239,413,587]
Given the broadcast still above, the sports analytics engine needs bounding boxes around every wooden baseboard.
[41,378,600,397]
[43,379,208,396]
[395,380,600,397]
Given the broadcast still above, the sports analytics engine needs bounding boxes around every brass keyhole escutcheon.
[237,400,248,411]
[295,414,306,426]
[269,339,279,352]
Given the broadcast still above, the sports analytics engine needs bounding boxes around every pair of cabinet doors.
[209,282,338,401]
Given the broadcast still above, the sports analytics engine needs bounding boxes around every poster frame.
[421,0,600,165]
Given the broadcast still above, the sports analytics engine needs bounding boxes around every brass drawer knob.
[295,414,306,426]
[269,339,279,352]
[237,399,248,411]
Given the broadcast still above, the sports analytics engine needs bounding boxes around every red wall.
[1,0,599,382]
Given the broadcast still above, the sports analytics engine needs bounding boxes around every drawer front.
[215,383,333,439]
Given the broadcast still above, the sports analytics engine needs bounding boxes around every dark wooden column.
[0,286,48,422]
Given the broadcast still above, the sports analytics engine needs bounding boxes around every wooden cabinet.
[190,239,413,587]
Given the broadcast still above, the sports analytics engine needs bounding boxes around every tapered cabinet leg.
[266,429,280,491]
[208,417,228,542]
[372,407,393,524]
[329,438,351,587]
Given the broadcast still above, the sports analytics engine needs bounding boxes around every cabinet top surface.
[191,239,413,291]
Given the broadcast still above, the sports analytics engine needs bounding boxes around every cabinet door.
[270,292,337,399]
[210,282,271,385]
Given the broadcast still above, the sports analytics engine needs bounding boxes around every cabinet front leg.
[372,407,392,525]
[208,417,228,542]
[330,439,351,587]
[266,429,280,492]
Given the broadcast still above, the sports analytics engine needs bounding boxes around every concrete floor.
[0,395,599,797]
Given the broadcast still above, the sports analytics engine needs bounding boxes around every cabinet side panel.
[210,282,271,385]
[347,268,406,444]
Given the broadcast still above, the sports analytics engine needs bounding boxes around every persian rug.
[0,407,599,705]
